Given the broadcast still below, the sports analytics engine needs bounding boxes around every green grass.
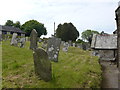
[2,40,102,88]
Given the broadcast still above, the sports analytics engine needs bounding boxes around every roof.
[91,34,117,50]
[0,25,26,34]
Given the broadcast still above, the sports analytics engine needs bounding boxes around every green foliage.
[56,22,79,42]
[14,21,21,28]
[76,39,85,44]
[2,41,102,88]
[81,30,99,44]
[5,20,21,28]
[5,20,14,26]
[21,20,47,37]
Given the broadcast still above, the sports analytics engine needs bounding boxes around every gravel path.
[100,61,119,88]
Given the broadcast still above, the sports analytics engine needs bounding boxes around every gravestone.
[33,48,52,81]
[72,43,76,47]
[30,29,38,50]
[47,37,61,62]
[19,38,26,48]
[11,33,18,46]
[68,40,72,46]
[62,42,69,52]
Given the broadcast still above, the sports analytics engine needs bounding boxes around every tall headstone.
[11,33,18,46]
[30,29,38,50]
[33,48,52,81]
[47,37,61,62]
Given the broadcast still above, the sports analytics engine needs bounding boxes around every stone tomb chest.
[91,34,117,60]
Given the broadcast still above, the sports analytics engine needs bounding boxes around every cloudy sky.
[0,0,119,38]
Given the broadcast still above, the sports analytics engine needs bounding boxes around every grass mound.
[2,41,102,88]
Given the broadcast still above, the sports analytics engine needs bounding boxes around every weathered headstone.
[47,37,61,62]
[30,29,38,50]
[11,33,18,46]
[19,38,26,48]
[62,42,69,52]
[33,48,52,81]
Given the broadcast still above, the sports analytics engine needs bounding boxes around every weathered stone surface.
[33,48,52,81]
[62,42,69,52]
[47,37,61,62]
[91,34,117,49]
[11,33,18,46]
[116,6,120,70]
[19,38,26,48]
[30,29,38,50]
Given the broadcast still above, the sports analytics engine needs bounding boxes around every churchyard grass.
[2,40,102,88]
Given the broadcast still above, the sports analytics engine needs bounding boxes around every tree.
[56,22,79,42]
[81,30,99,44]
[21,20,47,37]
[76,39,85,44]
[14,21,21,28]
[5,20,14,26]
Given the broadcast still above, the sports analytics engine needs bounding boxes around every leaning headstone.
[11,33,18,46]
[30,29,38,50]
[47,37,61,62]
[33,48,52,81]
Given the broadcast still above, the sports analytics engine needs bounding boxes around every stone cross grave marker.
[11,33,18,46]
[47,37,61,62]
[33,48,52,81]
[30,29,38,50]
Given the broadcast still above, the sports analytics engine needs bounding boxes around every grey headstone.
[72,43,76,47]
[19,38,26,48]
[11,33,18,46]
[33,48,52,81]
[30,29,38,50]
[47,37,61,62]
[62,42,69,52]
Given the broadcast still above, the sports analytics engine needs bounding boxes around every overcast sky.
[0,0,119,38]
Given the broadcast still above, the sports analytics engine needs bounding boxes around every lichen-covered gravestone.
[47,37,61,62]
[33,48,52,81]
[30,29,38,50]
[10,33,18,46]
